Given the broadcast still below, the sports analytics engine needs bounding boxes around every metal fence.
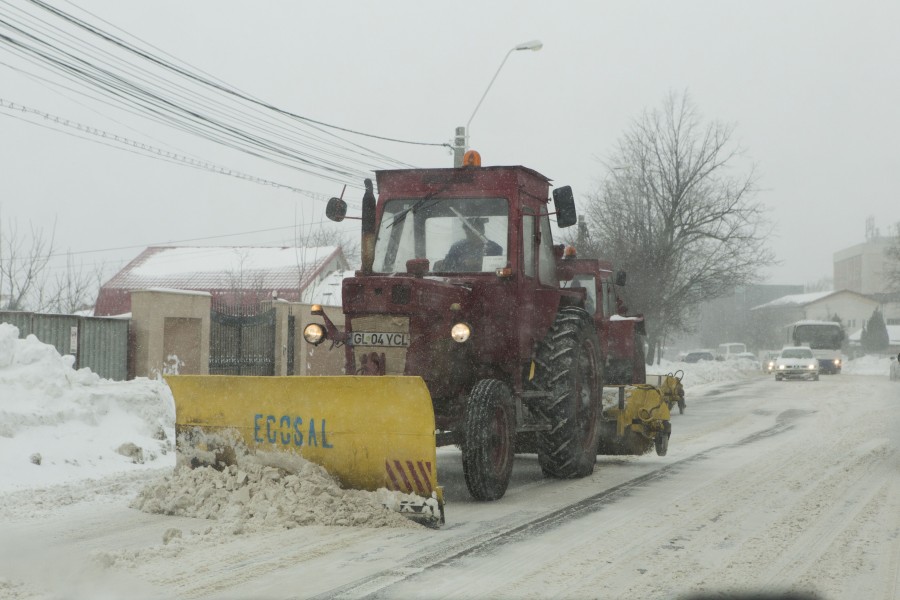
[0,311,130,380]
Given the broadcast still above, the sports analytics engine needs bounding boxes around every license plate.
[350,331,410,347]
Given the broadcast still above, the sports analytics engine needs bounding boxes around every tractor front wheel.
[461,379,515,501]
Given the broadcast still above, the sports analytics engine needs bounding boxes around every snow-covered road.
[2,371,898,600]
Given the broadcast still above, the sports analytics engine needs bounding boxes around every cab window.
[538,214,556,285]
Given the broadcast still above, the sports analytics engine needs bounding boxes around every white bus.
[786,320,845,374]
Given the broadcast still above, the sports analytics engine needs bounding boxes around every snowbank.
[0,323,175,492]
[842,354,892,376]
[0,322,433,529]
[650,357,763,388]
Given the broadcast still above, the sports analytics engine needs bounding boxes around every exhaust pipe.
[361,178,376,274]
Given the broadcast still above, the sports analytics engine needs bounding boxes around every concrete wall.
[130,293,344,378]
[268,300,347,376]
[131,289,211,378]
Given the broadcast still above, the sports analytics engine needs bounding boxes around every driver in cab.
[440,217,501,272]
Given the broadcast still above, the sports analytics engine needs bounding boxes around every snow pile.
[651,357,763,387]
[0,323,175,492]
[842,354,892,376]
[131,449,422,530]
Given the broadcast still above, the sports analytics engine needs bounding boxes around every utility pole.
[453,126,466,167]
[452,40,542,166]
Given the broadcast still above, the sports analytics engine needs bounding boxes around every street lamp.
[453,39,542,166]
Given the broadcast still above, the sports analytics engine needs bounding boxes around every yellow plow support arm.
[166,375,443,517]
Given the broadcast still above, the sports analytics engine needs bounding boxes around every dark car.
[683,351,715,363]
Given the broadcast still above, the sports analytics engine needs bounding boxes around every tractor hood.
[342,274,472,317]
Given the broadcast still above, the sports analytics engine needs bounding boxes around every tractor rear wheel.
[461,379,515,501]
[533,308,603,478]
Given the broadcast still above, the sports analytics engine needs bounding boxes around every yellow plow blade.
[165,375,443,524]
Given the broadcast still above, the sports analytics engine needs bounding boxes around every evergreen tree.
[862,309,890,354]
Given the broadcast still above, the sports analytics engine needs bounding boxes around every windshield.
[373,197,508,273]
[792,324,843,350]
[780,348,814,359]
[562,274,598,314]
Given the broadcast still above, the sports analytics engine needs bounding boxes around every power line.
[0,5,396,184]
[3,0,440,182]
[35,0,450,149]
[0,97,344,199]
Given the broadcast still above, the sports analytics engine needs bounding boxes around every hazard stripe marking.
[384,459,434,495]
[385,460,402,490]
[415,461,434,494]
[392,459,413,492]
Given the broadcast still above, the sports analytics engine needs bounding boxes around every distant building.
[750,290,879,349]
[95,245,349,316]
[833,218,899,295]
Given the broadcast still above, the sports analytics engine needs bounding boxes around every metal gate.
[209,301,276,375]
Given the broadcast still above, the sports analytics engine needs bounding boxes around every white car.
[774,347,819,381]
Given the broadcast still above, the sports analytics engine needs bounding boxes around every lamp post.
[453,39,542,166]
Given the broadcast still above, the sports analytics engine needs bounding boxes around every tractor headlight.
[451,322,471,343]
[303,323,326,345]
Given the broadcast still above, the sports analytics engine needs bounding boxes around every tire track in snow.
[310,412,803,600]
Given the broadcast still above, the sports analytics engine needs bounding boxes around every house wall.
[805,292,880,335]
[130,290,211,377]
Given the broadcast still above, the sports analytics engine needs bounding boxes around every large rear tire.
[533,308,603,478]
[461,379,515,501]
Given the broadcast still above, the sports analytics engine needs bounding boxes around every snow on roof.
[752,290,835,310]
[301,269,355,306]
[104,246,342,292]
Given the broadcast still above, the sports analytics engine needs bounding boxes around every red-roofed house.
[95,245,349,316]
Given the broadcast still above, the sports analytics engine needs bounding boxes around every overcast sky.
[1,0,898,289]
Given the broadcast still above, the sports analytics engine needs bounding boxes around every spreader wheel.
[654,432,669,456]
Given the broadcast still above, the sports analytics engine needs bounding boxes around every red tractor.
[304,156,661,505]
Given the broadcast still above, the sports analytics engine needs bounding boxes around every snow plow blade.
[166,375,444,526]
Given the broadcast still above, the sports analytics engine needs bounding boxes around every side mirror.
[552,186,577,228]
[326,197,348,222]
[615,270,626,287]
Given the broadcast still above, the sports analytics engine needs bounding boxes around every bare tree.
[46,253,107,314]
[0,213,57,311]
[294,225,359,268]
[580,91,774,362]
